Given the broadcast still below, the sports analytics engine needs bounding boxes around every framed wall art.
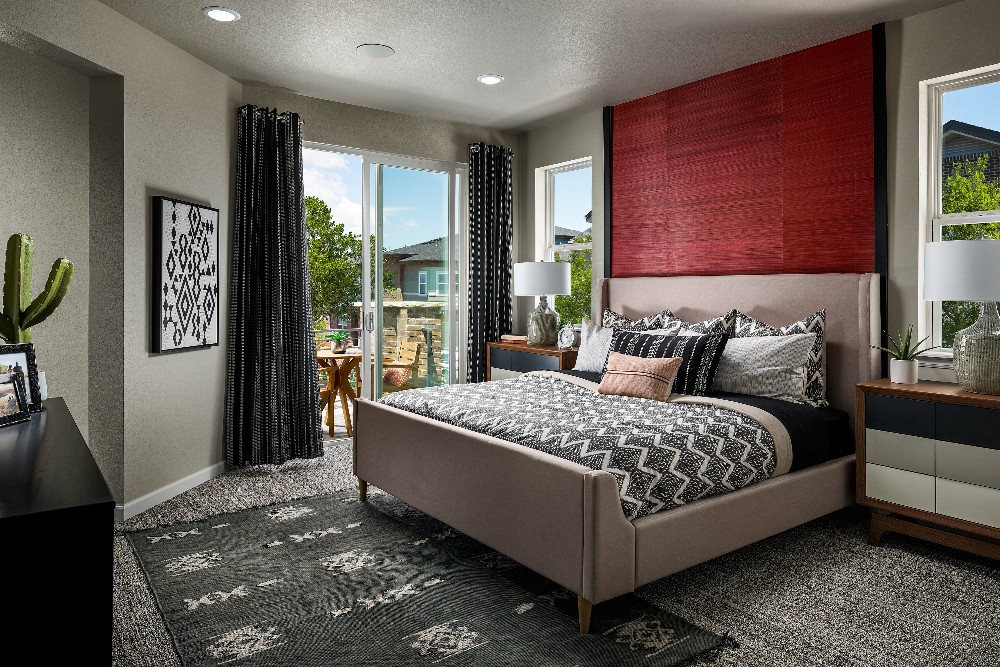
[0,343,41,412]
[152,196,220,352]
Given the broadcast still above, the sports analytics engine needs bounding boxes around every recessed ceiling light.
[477,74,504,85]
[202,6,240,22]
[356,44,395,59]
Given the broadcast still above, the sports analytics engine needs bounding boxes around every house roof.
[385,238,445,263]
[555,226,591,240]
[943,120,1000,147]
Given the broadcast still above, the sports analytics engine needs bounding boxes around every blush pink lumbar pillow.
[598,352,683,402]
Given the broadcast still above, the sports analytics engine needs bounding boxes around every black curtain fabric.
[467,143,514,383]
[226,105,322,466]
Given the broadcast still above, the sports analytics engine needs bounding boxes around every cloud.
[303,149,361,235]
[333,197,362,235]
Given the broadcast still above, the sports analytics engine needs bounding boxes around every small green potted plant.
[871,324,938,384]
[327,330,349,352]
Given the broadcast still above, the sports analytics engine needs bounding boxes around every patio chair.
[382,340,425,394]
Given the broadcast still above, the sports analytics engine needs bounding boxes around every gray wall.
[0,41,90,438]
[886,0,1000,341]
[516,108,604,331]
[0,0,241,505]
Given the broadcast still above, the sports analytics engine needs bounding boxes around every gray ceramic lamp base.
[953,301,1000,395]
[527,296,559,345]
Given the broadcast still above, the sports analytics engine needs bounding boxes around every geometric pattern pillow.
[653,309,737,336]
[713,333,816,404]
[730,309,827,407]
[604,330,729,396]
[602,308,672,331]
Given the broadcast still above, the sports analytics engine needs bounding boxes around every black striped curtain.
[467,143,514,382]
[225,105,322,466]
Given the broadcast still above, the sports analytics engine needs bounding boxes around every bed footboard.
[353,398,636,612]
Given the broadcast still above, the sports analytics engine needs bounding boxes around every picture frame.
[0,343,42,412]
[0,376,29,427]
[151,196,220,353]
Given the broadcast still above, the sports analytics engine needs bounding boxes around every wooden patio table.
[316,350,362,437]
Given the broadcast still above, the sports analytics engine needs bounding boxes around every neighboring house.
[383,238,450,302]
[555,217,591,245]
[942,120,1000,183]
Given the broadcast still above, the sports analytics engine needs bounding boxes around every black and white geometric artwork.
[152,196,220,352]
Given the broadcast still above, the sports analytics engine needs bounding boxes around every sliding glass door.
[302,143,465,403]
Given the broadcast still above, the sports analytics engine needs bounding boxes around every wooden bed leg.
[577,596,592,635]
[868,513,887,547]
[358,478,368,503]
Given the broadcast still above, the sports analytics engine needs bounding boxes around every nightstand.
[486,342,578,381]
[856,379,1000,560]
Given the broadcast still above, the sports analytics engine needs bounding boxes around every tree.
[305,196,394,326]
[554,233,592,325]
[939,156,1000,346]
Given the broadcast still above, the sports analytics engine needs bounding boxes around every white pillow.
[573,320,614,373]
[713,333,817,404]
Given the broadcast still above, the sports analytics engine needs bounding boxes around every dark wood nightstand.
[486,342,578,381]
[856,379,1000,560]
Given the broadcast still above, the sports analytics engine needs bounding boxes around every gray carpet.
[114,438,1000,666]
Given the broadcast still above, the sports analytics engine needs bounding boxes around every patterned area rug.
[127,490,728,667]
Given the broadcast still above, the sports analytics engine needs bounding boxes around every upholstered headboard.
[598,273,881,424]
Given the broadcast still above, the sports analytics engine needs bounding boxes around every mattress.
[380,372,798,520]
[557,369,854,471]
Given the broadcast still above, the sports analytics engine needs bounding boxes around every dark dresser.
[0,398,114,658]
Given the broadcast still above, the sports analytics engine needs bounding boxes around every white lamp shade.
[513,261,571,296]
[924,240,1000,301]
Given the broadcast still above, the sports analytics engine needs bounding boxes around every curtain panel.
[467,143,514,382]
[226,104,322,466]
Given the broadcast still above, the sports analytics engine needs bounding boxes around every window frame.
[919,64,1000,354]
[417,270,427,296]
[435,271,449,296]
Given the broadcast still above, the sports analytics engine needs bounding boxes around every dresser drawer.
[511,351,560,372]
[490,348,513,371]
[865,394,934,438]
[489,367,521,381]
[936,478,1000,530]
[865,463,935,512]
[936,440,1000,491]
[936,403,1000,450]
[865,429,935,475]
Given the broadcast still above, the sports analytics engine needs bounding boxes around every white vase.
[889,359,918,384]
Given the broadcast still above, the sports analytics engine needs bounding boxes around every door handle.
[365,312,374,332]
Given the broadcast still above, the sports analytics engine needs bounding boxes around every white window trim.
[434,271,449,296]
[417,270,428,295]
[919,63,1000,359]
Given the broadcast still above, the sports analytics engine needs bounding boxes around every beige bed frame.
[354,273,880,633]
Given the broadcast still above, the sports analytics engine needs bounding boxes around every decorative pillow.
[652,309,738,336]
[383,367,412,387]
[604,330,729,396]
[731,309,827,407]
[602,308,671,331]
[713,334,817,403]
[599,352,683,402]
[573,319,614,373]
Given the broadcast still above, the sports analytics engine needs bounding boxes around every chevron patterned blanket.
[379,373,792,520]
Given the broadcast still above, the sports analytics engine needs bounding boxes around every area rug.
[127,490,729,666]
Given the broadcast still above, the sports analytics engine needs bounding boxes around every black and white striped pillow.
[603,330,729,396]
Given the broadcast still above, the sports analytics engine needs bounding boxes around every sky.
[305,147,593,249]
[943,80,1000,131]
[303,147,448,251]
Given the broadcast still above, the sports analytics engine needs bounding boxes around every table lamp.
[924,239,1000,394]
[513,261,570,345]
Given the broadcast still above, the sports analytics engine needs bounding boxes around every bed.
[353,273,880,633]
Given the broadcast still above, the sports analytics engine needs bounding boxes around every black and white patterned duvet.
[379,374,779,520]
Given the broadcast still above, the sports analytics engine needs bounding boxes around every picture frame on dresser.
[0,343,41,412]
[151,196,220,353]
[856,379,1000,560]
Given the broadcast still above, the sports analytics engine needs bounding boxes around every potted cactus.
[871,324,937,384]
[0,234,73,344]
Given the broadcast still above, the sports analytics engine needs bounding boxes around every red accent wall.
[611,31,874,277]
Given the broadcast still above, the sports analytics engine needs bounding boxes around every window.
[922,67,1000,350]
[436,271,449,295]
[418,270,427,296]
[540,158,592,325]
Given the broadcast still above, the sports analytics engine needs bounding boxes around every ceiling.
[99,0,960,131]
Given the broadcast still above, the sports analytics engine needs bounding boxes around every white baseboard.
[115,461,227,522]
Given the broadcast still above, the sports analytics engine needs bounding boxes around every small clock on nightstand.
[557,325,580,349]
